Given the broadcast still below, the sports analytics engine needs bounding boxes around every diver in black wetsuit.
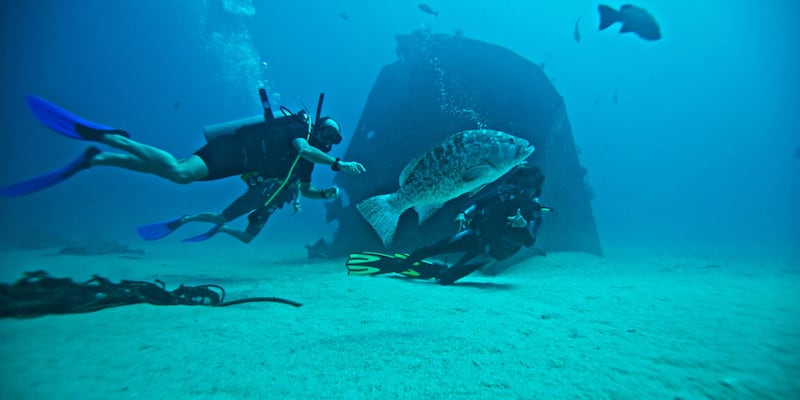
[0,90,367,243]
[138,176,309,244]
[398,164,546,285]
[137,108,354,243]
[0,90,366,197]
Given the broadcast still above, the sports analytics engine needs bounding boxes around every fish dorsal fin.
[399,153,424,186]
[462,164,492,182]
[620,4,635,11]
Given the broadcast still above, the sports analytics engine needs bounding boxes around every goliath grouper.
[357,129,534,247]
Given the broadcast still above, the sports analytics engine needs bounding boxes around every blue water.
[0,2,798,399]
[0,0,797,252]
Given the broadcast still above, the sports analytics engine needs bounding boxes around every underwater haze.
[0,0,796,255]
[0,1,798,399]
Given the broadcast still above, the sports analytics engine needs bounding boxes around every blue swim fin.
[26,95,130,142]
[181,225,222,243]
[136,217,185,241]
[0,146,101,197]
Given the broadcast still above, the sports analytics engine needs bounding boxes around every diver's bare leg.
[90,135,209,183]
[181,213,227,225]
[218,226,256,244]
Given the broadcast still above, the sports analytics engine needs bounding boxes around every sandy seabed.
[0,243,798,400]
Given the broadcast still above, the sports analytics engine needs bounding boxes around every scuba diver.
[347,164,548,285]
[136,176,328,244]
[0,90,366,242]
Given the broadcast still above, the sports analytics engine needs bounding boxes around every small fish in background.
[173,101,181,112]
[538,53,551,72]
[598,4,661,41]
[305,238,329,259]
[613,90,619,104]
[593,92,602,107]
[453,28,464,37]
[573,17,581,43]
[794,145,800,159]
[417,3,439,17]
[338,12,350,21]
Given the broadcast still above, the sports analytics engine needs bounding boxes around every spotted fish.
[357,129,535,247]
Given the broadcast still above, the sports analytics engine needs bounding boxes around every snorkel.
[258,87,274,120]
[314,92,325,128]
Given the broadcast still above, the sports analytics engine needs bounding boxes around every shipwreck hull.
[328,30,602,258]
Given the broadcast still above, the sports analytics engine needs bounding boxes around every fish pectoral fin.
[399,154,423,185]
[619,23,634,33]
[415,203,444,225]
[462,165,492,182]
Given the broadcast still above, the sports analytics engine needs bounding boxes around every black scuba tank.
[202,87,276,142]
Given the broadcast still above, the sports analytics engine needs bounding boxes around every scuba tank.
[203,114,267,142]
[202,88,275,142]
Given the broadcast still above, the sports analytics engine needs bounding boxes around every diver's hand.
[340,161,366,175]
[321,186,340,200]
[454,212,467,231]
[508,208,527,228]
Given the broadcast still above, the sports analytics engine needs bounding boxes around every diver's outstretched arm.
[292,138,366,175]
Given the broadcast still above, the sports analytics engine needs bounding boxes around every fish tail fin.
[356,194,403,247]
[415,203,444,225]
[597,5,620,30]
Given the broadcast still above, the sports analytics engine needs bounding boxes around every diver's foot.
[181,224,222,243]
[25,95,132,143]
[74,125,130,143]
[0,146,102,197]
[80,146,102,169]
[167,215,188,231]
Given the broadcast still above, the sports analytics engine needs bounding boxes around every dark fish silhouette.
[794,145,800,159]
[305,238,329,259]
[338,12,350,21]
[598,4,661,41]
[573,17,581,43]
[417,3,439,17]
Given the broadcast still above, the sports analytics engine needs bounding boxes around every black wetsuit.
[222,178,302,236]
[194,115,315,235]
[402,185,543,285]
[193,115,314,183]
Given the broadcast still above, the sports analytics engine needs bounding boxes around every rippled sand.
[1,244,797,399]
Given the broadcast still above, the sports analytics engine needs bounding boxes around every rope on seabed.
[0,270,302,318]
